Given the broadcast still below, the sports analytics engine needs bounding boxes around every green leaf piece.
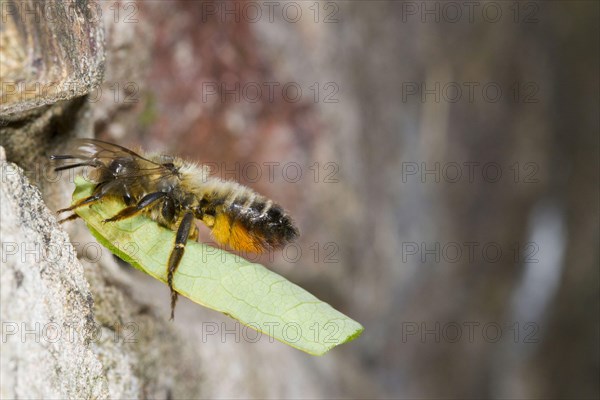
[71,177,363,355]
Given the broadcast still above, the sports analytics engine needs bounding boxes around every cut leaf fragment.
[71,177,363,355]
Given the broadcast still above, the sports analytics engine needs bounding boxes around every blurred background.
[95,1,599,398]
[2,0,598,398]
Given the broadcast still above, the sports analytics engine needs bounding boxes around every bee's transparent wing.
[50,139,172,183]
[51,139,154,166]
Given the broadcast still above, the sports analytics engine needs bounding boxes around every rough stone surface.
[0,0,105,116]
[0,151,109,399]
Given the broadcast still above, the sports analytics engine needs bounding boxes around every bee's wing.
[51,138,155,165]
[50,139,172,183]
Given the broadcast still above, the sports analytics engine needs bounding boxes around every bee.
[51,139,299,319]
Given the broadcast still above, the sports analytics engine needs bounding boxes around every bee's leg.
[57,181,109,215]
[57,195,99,214]
[167,211,194,320]
[58,213,81,223]
[57,189,106,215]
[103,192,167,223]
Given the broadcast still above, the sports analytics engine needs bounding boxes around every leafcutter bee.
[51,139,299,319]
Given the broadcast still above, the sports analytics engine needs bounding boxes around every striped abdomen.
[204,185,299,253]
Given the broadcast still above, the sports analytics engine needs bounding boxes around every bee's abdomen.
[232,196,298,245]
[210,189,298,252]
[222,194,299,251]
